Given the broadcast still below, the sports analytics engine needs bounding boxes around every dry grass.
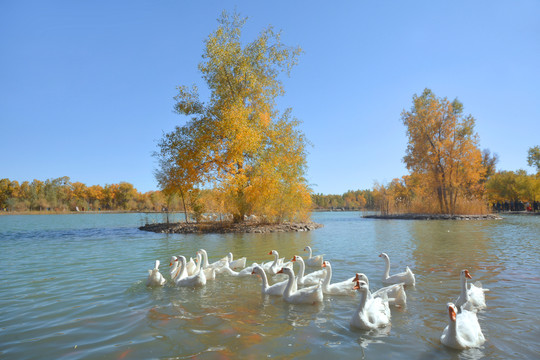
[387,196,489,215]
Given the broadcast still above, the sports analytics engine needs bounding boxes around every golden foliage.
[155,11,309,223]
[401,89,485,214]
[0,177,164,212]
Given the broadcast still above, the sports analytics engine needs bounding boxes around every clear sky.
[1,1,539,194]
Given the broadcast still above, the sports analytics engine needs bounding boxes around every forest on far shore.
[1,168,538,216]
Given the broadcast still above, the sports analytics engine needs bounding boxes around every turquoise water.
[0,212,539,359]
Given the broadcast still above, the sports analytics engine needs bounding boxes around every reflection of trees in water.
[409,220,501,280]
[372,220,418,278]
[403,221,498,360]
[159,231,315,273]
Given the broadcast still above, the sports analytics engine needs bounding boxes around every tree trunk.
[178,188,189,223]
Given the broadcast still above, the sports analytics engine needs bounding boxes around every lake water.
[0,212,539,359]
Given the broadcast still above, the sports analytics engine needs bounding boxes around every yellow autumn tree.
[402,89,485,214]
[156,11,310,223]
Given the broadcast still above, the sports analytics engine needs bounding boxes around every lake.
[0,212,538,359]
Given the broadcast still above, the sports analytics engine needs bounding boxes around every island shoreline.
[139,221,324,234]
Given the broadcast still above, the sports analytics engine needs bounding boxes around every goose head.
[169,256,178,266]
[353,273,368,283]
[177,255,187,265]
[322,261,331,269]
[197,249,207,256]
[251,265,263,276]
[277,267,294,276]
[353,280,369,293]
[447,303,458,321]
[379,253,389,260]
[461,269,472,279]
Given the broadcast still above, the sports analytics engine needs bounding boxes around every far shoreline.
[363,213,503,220]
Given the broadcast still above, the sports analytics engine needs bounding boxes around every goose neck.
[383,257,390,279]
[460,274,469,300]
[297,258,305,278]
[447,317,457,339]
[170,260,178,276]
[271,253,279,266]
[356,289,368,313]
[283,271,295,297]
[195,253,202,272]
[323,264,332,287]
[178,258,188,279]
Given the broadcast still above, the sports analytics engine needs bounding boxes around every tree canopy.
[155,11,311,223]
[401,89,485,214]
[527,146,540,173]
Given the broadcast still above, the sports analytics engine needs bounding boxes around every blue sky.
[1,1,539,194]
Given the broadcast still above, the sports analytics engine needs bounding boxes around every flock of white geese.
[146,246,489,350]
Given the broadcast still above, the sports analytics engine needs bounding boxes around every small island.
[139,221,323,234]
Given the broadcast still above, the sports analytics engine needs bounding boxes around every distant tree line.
[0,177,170,213]
[486,170,540,211]
[311,190,375,210]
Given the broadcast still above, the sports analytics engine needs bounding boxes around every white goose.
[292,255,326,286]
[304,246,324,267]
[174,255,206,287]
[251,265,297,296]
[169,256,180,280]
[350,280,391,330]
[146,260,166,287]
[353,273,406,307]
[220,262,261,277]
[195,252,216,281]
[263,250,292,275]
[169,255,197,279]
[321,261,356,296]
[277,267,323,305]
[379,253,415,286]
[455,269,488,312]
[227,252,247,269]
[186,257,197,276]
[197,249,228,270]
[440,303,485,349]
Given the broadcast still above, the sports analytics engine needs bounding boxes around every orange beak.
[465,270,472,279]
[322,262,327,268]
[277,268,284,274]
[291,256,296,262]
[268,251,272,255]
[449,306,456,321]
[352,274,359,282]
[353,281,360,290]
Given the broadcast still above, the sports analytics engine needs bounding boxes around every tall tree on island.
[155,11,311,223]
[401,89,485,214]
